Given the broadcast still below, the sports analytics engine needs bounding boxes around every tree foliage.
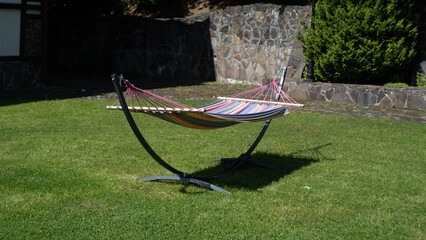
[48,0,202,18]
[47,0,306,18]
[300,0,419,84]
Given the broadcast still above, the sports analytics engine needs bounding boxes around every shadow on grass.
[0,81,115,105]
[0,100,35,107]
[178,143,332,193]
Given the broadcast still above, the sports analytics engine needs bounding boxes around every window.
[0,9,21,56]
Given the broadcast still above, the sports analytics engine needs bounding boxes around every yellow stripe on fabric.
[250,104,264,113]
[166,113,217,130]
[143,111,198,129]
[145,111,232,129]
[185,112,231,122]
[165,113,205,129]
[229,102,246,114]
[229,102,251,114]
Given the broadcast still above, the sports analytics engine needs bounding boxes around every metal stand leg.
[138,175,232,194]
[112,74,238,194]
[111,67,288,195]
[206,67,287,174]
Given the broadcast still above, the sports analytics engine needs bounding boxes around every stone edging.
[284,81,426,110]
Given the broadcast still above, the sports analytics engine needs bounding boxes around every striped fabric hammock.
[107,75,303,130]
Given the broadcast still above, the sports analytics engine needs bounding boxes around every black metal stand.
[111,67,287,194]
[138,176,232,194]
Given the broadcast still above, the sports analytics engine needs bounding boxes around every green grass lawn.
[0,99,425,239]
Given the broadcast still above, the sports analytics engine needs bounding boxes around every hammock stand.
[110,67,300,194]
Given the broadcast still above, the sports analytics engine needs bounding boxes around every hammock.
[109,67,303,194]
[107,74,303,130]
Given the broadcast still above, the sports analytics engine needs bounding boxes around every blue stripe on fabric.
[207,106,287,122]
[207,101,241,114]
[238,103,259,114]
[259,104,276,112]
[223,106,285,118]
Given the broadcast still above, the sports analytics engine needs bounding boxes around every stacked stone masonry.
[209,4,309,84]
[284,81,426,110]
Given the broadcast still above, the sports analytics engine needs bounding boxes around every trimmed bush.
[300,0,418,85]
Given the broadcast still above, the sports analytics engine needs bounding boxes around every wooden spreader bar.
[107,105,205,113]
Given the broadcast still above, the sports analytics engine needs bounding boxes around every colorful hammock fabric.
[107,78,303,130]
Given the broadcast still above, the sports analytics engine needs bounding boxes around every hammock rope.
[107,74,303,129]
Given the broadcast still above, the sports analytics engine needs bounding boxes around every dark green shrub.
[300,0,418,84]
[416,72,426,88]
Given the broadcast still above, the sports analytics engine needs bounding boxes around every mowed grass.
[0,99,424,239]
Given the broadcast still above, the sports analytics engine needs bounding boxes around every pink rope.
[229,78,293,103]
[115,78,301,114]
[124,80,193,109]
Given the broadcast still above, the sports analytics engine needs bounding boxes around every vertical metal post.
[245,67,287,156]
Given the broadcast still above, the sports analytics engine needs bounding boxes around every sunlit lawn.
[0,99,424,239]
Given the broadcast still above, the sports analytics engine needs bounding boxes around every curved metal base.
[111,67,288,195]
[138,176,232,194]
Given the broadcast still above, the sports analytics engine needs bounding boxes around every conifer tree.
[300,0,418,84]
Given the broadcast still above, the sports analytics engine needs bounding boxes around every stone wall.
[48,3,308,86]
[209,4,309,84]
[284,81,426,110]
